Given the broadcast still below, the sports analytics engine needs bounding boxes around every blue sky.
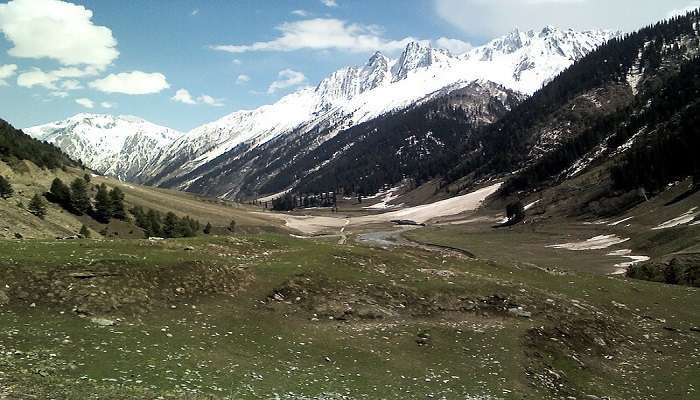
[0,0,697,131]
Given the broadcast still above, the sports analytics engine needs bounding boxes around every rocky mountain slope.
[25,114,181,181]
[25,27,615,199]
[446,9,700,207]
[143,26,614,198]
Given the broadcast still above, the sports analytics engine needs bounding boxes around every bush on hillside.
[0,175,13,199]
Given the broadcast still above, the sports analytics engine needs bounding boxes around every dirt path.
[356,227,475,258]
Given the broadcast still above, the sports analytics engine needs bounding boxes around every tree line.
[0,119,78,171]
[47,175,127,223]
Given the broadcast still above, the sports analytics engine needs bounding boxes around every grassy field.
[1,233,699,399]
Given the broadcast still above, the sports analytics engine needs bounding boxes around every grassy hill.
[1,231,699,399]
[0,158,280,240]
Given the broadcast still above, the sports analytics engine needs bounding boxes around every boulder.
[0,290,9,306]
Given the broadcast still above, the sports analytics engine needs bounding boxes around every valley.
[1,3,700,400]
[0,156,698,398]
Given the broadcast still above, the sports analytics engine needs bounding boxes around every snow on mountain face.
[25,114,181,181]
[147,26,615,188]
[466,26,617,93]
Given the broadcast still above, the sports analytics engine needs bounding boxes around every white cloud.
[172,88,224,106]
[668,2,700,18]
[191,8,199,16]
[0,0,118,68]
[89,71,169,95]
[292,9,311,17]
[435,37,473,54]
[435,0,698,37]
[17,67,59,89]
[100,101,115,108]
[197,95,224,107]
[75,97,94,108]
[16,66,97,90]
[0,64,17,86]
[232,59,242,65]
[211,18,417,54]
[321,0,338,7]
[171,88,196,104]
[268,69,306,94]
[51,66,100,78]
[50,91,68,98]
[60,79,82,90]
[236,74,251,84]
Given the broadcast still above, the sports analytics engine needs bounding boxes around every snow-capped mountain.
[26,26,616,196]
[25,114,181,181]
[143,26,616,191]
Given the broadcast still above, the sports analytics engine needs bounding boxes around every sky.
[0,0,698,132]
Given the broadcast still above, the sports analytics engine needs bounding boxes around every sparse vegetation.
[79,224,90,238]
[0,174,13,199]
[27,193,47,219]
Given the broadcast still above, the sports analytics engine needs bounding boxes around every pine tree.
[130,206,148,228]
[49,178,71,209]
[83,173,91,183]
[28,194,47,219]
[79,224,90,238]
[69,178,92,215]
[162,212,179,238]
[109,187,127,220]
[94,183,112,223]
[146,209,162,237]
[0,175,13,199]
[203,222,212,234]
[228,219,236,232]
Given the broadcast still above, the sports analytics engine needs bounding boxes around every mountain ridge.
[26,26,617,198]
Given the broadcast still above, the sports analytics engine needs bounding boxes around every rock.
[663,326,678,332]
[508,307,532,318]
[323,356,332,363]
[14,232,23,239]
[0,290,8,306]
[416,331,432,346]
[273,293,284,302]
[184,246,195,251]
[690,326,700,333]
[90,317,116,326]
[175,287,186,294]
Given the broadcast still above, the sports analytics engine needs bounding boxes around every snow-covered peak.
[25,114,181,180]
[144,27,616,185]
[314,51,392,105]
[391,41,453,81]
[470,26,616,63]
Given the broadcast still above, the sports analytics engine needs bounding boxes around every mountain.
[25,114,181,181]
[445,9,700,215]
[24,27,614,198]
[139,26,615,198]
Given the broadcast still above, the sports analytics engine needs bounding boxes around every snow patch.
[547,235,630,251]
[652,208,699,230]
[607,249,650,275]
[608,217,633,226]
[524,199,541,210]
[364,185,404,210]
